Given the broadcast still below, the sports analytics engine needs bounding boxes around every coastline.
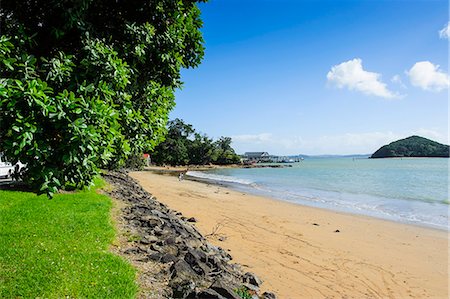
[130,170,449,298]
[184,173,448,232]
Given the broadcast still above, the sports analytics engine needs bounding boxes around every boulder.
[243,282,259,292]
[140,235,159,244]
[243,272,262,287]
[187,288,226,299]
[141,215,164,227]
[184,248,211,275]
[123,247,144,255]
[165,236,182,245]
[210,280,241,299]
[161,253,178,263]
[147,252,165,262]
[170,260,201,298]
[262,291,277,299]
[102,171,277,299]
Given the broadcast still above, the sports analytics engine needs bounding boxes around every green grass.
[0,179,138,298]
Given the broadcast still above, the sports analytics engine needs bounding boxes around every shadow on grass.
[0,181,33,192]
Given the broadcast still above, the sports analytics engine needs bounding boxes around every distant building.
[243,152,271,163]
[242,152,304,163]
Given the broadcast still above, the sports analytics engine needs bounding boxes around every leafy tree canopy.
[371,136,450,158]
[0,0,206,196]
[151,119,241,166]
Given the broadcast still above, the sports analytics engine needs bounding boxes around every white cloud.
[327,58,400,99]
[391,74,407,89]
[407,61,449,92]
[439,22,450,39]
[231,133,302,154]
[231,133,273,143]
[301,132,402,155]
[391,75,402,84]
[414,128,449,145]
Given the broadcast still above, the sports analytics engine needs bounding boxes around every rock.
[141,215,164,227]
[160,227,173,237]
[151,243,164,253]
[210,280,241,299]
[163,244,179,256]
[161,253,178,263]
[183,224,203,239]
[171,280,196,299]
[262,291,277,299]
[243,272,262,287]
[151,209,168,219]
[139,238,151,245]
[102,171,277,299]
[334,229,340,233]
[124,247,143,255]
[312,223,319,226]
[153,226,163,235]
[184,248,210,275]
[169,260,201,298]
[165,236,182,245]
[184,238,203,249]
[140,235,159,244]
[170,259,198,279]
[148,252,164,262]
[218,249,232,261]
[187,289,227,299]
[243,282,259,292]
[187,247,208,262]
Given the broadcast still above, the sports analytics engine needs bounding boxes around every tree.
[213,137,241,165]
[0,0,206,196]
[190,133,215,165]
[151,119,240,166]
[371,136,450,158]
[151,118,195,166]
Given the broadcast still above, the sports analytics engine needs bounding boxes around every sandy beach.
[130,170,448,299]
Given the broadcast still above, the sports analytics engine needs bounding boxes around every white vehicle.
[0,153,25,179]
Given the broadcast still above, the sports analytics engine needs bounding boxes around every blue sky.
[171,0,449,155]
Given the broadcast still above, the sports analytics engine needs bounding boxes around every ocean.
[187,158,449,230]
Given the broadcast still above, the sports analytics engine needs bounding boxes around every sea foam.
[186,158,449,230]
[186,171,255,186]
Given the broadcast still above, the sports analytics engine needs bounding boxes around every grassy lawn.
[0,180,137,298]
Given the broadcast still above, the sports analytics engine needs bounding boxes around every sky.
[171,0,449,155]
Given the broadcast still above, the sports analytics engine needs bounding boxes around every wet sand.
[130,171,449,299]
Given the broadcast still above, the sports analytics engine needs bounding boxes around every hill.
[371,136,449,158]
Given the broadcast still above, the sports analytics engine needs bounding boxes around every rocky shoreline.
[103,171,276,299]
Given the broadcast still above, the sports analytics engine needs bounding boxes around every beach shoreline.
[144,165,448,231]
[130,170,449,298]
[184,175,448,232]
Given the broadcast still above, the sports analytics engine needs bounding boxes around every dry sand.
[130,170,449,299]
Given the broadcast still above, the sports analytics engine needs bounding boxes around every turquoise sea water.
[187,158,449,230]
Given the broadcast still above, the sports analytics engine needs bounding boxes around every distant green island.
[371,136,450,158]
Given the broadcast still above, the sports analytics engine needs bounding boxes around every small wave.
[186,171,255,186]
[234,185,450,230]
